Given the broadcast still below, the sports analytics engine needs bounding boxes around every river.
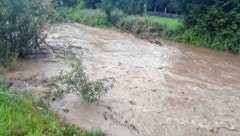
[5,23,240,136]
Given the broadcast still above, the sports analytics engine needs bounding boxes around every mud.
[4,23,240,136]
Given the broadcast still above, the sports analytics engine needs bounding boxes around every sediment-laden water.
[5,23,240,136]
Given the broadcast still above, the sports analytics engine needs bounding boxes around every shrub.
[181,0,240,54]
[0,42,18,69]
[52,0,78,7]
[117,16,166,37]
[67,9,108,27]
[0,0,55,69]
[55,7,73,18]
[76,0,145,15]
[57,6,126,26]
[110,9,126,24]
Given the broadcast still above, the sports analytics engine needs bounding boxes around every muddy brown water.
[4,23,240,136]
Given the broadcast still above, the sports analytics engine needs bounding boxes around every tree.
[99,0,113,22]
[147,0,183,14]
[83,0,101,8]
[0,0,54,69]
[167,0,183,14]
[181,0,240,53]
[101,0,146,14]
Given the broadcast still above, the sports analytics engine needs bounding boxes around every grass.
[0,80,104,136]
[143,16,182,30]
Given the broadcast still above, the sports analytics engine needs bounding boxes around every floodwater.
[5,23,240,136]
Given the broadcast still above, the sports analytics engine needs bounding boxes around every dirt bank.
[5,23,240,136]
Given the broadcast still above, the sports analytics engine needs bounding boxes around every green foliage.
[54,50,110,102]
[56,3,181,40]
[78,0,145,14]
[55,0,240,54]
[109,9,126,24]
[0,80,105,136]
[67,9,108,27]
[55,7,73,19]
[180,28,212,47]
[52,0,79,7]
[0,43,18,69]
[0,79,9,90]
[144,16,182,30]
[167,0,183,14]
[99,0,113,22]
[112,0,145,15]
[118,15,167,37]
[58,5,126,26]
[0,0,55,69]
[180,0,240,53]
[83,0,101,9]
[147,0,183,14]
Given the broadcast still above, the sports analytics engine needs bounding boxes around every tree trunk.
[144,4,147,13]
[164,7,167,14]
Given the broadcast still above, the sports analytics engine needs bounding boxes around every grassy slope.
[0,80,104,136]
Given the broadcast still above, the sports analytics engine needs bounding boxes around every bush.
[117,16,166,37]
[181,0,240,54]
[67,9,108,27]
[0,0,55,69]
[57,5,126,26]
[109,9,126,24]
[55,7,73,18]
[0,42,18,69]
[100,0,145,15]
[52,0,79,7]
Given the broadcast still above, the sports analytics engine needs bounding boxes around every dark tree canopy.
[181,0,240,53]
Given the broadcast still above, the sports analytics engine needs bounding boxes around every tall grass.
[0,80,104,136]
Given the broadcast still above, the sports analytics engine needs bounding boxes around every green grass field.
[144,16,182,30]
[0,80,104,136]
